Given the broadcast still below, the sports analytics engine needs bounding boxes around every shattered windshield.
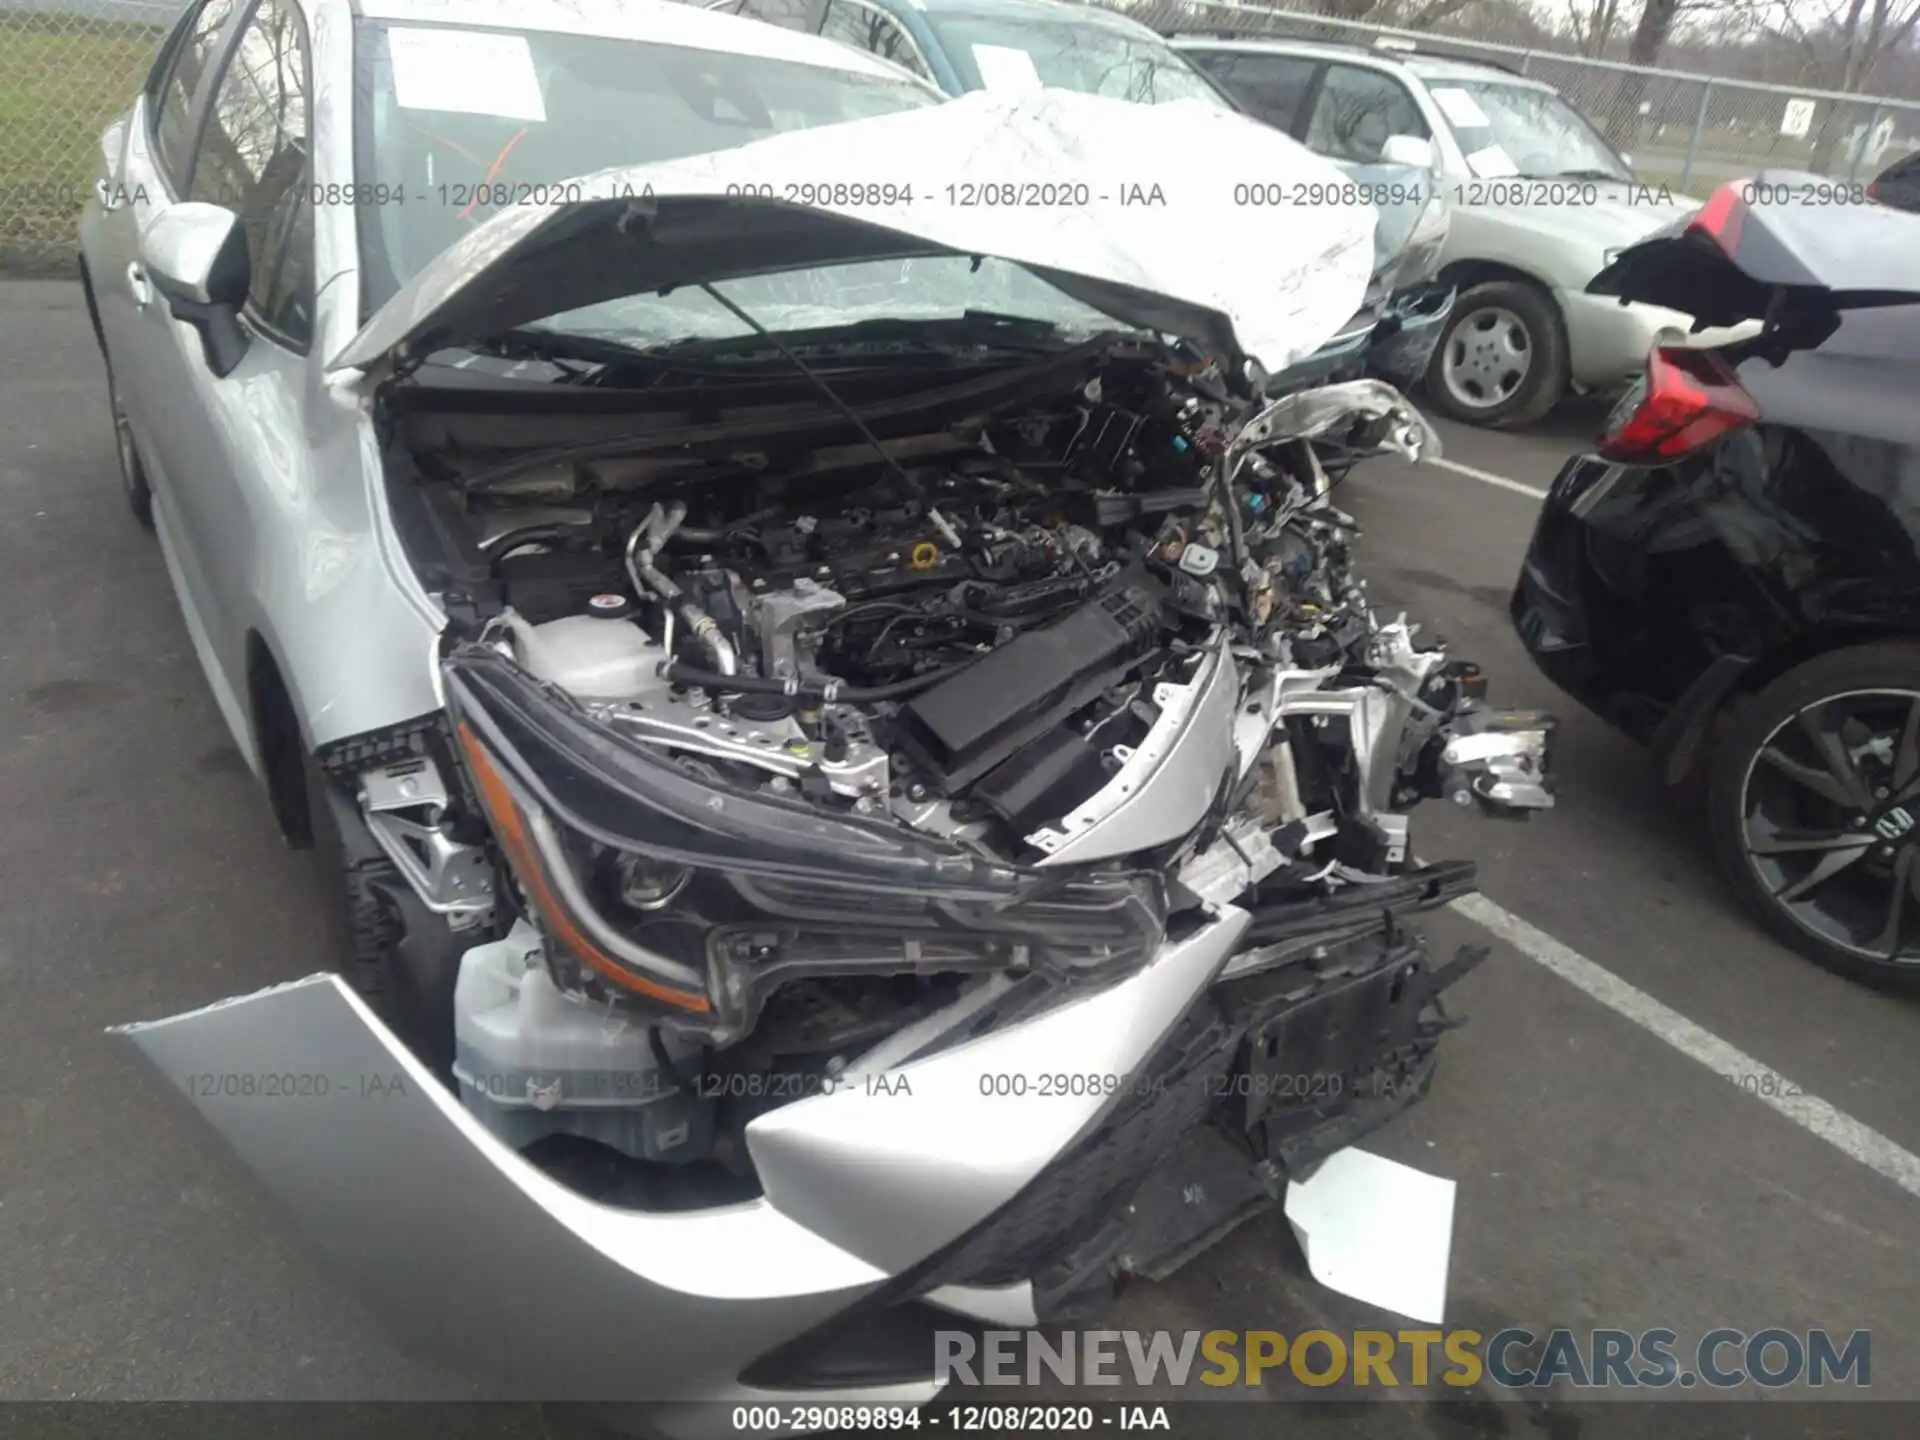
[353,19,1128,347]
[531,257,1127,352]
[352,20,936,310]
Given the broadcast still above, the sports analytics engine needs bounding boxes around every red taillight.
[1687,182,1746,255]
[1597,346,1759,463]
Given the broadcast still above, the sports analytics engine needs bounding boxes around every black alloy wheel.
[1710,644,1920,986]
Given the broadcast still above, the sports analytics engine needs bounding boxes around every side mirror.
[140,202,250,377]
[1380,134,1436,170]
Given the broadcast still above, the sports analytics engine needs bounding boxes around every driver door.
[126,0,319,757]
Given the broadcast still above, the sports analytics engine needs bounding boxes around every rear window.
[352,21,934,310]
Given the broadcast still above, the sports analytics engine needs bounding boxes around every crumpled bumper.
[111,906,1252,1418]
[1365,281,1455,390]
[112,810,1481,1423]
[1510,453,1614,720]
[1263,282,1455,396]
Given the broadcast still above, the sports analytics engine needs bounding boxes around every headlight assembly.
[444,646,1167,1043]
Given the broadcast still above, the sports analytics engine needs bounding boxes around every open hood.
[1589,171,1920,327]
[329,88,1376,381]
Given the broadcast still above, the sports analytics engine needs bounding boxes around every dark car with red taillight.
[1512,173,1920,985]
[1869,150,1919,212]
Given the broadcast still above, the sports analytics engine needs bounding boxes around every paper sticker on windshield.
[972,44,1043,94]
[387,28,547,123]
[1464,144,1518,178]
[1429,86,1491,130]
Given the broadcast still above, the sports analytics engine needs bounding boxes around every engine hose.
[660,658,973,704]
[626,503,738,677]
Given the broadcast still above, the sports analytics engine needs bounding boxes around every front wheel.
[1422,279,1568,428]
[106,366,154,530]
[304,753,463,1071]
[1707,642,1920,988]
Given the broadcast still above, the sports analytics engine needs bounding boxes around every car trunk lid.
[1588,171,1920,329]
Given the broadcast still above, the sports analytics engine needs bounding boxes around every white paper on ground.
[1283,1147,1456,1325]
[972,44,1043,94]
[387,28,547,122]
[1465,143,1519,178]
[1428,85,1490,130]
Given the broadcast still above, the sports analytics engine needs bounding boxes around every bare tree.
[1773,0,1920,165]
[1567,0,1626,54]
[1403,0,1486,28]
[1320,0,1388,20]
[1599,0,1773,144]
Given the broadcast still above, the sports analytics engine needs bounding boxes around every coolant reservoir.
[452,920,710,1161]
[508,600,658,699]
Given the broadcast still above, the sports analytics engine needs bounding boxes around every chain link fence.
[1105,0,1920,193]
[2,0,1917,269]
[1,0,179,270]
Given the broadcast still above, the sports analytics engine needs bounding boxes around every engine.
[461,357,1442,866]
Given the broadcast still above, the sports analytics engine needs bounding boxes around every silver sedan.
[87,0,1542,1419]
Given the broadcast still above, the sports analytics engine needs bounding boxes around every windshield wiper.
[1547,168,1630,182]
[644,311,1080,361]
[475,326,669,370]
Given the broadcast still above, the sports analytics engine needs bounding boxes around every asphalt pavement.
[1,278,1916,1432]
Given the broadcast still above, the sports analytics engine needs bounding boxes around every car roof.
[1167,34,1552,89]
[345,0,929,82]
[883,0,1160,33]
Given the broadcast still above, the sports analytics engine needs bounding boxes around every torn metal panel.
[113,974,888,1403]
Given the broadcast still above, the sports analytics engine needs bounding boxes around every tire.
[105,364,155,530]
[1422,279,1568,429]
[303,751,407,1015]
[303,752,465,1077]
[1707,641,1920,989]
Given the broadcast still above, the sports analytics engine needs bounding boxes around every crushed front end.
[120,334,1553,1413]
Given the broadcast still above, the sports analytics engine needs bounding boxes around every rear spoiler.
[1589,170,1920,332]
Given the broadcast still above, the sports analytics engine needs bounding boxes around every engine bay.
[350,331,1558,1192]
[382,338,1428,868]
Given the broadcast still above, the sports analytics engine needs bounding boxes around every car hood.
[329,88,1376,381]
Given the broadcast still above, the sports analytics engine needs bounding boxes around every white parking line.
[1426,456,1550,500]
[1451,891,1920,1201]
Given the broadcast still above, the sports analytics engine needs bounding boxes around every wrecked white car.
[90,0,1552,1421]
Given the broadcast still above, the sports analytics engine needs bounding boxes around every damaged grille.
[911,923,1486,1315]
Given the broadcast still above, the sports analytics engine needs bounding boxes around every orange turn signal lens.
[455,721,712,1014]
